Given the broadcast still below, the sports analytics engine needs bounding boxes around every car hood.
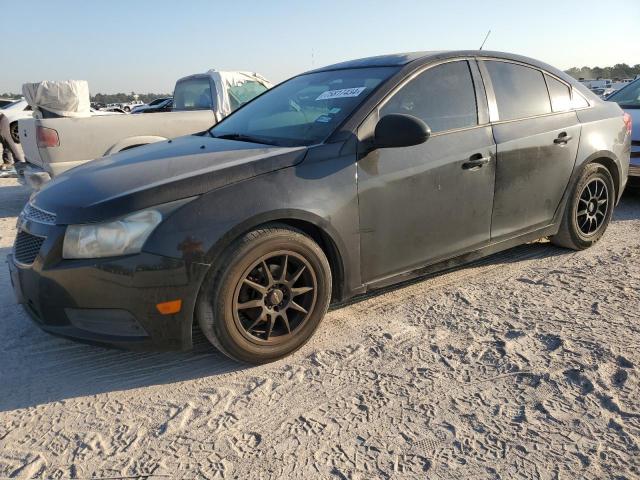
[33,135,307,224]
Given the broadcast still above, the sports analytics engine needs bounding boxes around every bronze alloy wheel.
[197,224,332,364]
[232,251,317,345]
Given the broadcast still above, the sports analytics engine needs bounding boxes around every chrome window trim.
[477,57,594,126]
[374,57,486,136]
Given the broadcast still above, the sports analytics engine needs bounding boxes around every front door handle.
[554,132,573,145]
[462,154,491,170]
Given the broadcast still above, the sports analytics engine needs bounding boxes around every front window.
[210,67,398,146]
[173,77,214,111]
[607,78,640,107]
[380,61,478,133]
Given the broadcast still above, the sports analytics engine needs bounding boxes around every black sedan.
[9,51,631,364]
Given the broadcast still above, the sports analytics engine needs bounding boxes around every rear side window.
[380,61,478,133]
[173,77,214,111]
[545,75,571,112]
[484,61,551,121]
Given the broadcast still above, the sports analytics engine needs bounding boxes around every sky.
[1,0,639,94]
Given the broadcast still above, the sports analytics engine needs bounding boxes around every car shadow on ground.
[0,184,30,218]
[614,189,640,221]
[0,244,570,412]
[1,191,638,412]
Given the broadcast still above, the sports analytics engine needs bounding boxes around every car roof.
[305,50,574,83]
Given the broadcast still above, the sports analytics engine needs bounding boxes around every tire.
[197,224,332,364]
[551,163,615,250]
[124,106,130,113]
[10,122,19,144]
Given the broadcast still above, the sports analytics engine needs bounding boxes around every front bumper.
[8,221,210,351]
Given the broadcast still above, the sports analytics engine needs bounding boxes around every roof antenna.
[479,29,491,50]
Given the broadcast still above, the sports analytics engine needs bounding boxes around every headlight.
[63,209,163,259]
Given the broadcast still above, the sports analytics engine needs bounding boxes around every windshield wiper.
[212,133,279,146]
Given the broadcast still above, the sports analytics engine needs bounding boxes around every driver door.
[357,60,496,284]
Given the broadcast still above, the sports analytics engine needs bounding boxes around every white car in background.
[120,100,144,112]
[0,99,34,143]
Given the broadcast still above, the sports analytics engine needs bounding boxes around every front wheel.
[551,163,615,250]
[197,225,332,364]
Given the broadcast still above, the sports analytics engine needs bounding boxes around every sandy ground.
[0,178,639,479]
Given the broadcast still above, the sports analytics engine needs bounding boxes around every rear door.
[357,60,496,283]
[480,60,581,238]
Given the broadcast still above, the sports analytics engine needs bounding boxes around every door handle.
[554,132,573,145]
[462,154,491,170]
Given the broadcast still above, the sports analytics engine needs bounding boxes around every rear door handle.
[554,132,573,145]
[462,154,491,170]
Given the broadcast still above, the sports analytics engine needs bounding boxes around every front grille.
[629,165,640,176]
[22,203,56,225]
[14,231,45,265]
[631,140,640,147]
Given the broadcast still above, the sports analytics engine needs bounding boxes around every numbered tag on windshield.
[316,87,366,101]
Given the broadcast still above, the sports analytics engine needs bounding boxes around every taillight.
[623,112,632,135]
[36,126,59,147]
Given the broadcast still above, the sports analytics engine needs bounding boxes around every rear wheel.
[197,225,332,364]
[551,163,615,250]
[10,122,19,144]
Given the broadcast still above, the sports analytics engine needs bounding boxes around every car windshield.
[1,100,21,110]
[209,67,398,146]
[607,78,640,107]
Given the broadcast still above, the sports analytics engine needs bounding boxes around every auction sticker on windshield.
[316,87,366,101]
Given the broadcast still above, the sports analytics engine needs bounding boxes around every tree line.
[565,63,640,81]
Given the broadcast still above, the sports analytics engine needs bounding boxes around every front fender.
[144,147,362,298]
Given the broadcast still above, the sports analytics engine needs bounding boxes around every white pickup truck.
[19,70,272,188]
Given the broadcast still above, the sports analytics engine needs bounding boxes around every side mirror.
[373,114,430,149]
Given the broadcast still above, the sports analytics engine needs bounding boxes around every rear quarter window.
[484,61,551,121]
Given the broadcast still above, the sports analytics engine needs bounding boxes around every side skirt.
[335,223,559,305]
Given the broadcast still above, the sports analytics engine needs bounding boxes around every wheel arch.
[204,210,349,303]
[552,150,623,231]
[588,155,621,201]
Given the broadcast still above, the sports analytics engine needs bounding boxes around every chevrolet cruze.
[9,51,631,364]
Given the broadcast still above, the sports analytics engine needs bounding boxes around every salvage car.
[9,51,631,364]
[18,70,272,188]
[1,98,33,144]
[606,77,639,187]
[130,97,173,114]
